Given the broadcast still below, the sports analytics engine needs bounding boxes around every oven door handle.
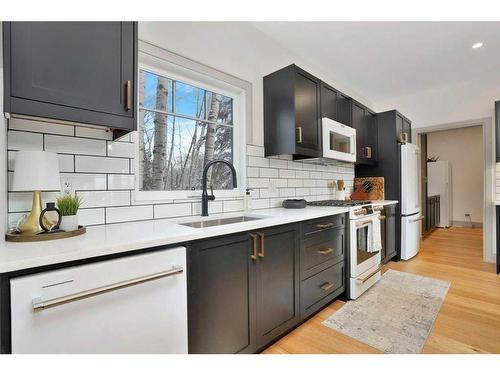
[356,267,382,283]
[355,219,374,228]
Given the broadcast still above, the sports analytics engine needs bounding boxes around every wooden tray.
[6,226,86,242]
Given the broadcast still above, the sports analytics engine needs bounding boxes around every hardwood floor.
[264,227,500,354]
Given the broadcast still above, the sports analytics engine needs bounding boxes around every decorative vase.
[59,215,78,232]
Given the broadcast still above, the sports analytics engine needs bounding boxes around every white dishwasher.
[10,246,188,354]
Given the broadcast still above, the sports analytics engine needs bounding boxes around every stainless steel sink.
[181,215,263,228]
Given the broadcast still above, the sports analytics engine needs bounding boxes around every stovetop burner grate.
[307,200,372,207]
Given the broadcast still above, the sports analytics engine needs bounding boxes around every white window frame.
[133,49,247,203]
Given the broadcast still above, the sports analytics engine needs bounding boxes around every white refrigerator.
[427,160,452,227]
[400,143,423,260]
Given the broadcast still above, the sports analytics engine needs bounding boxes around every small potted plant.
[56,195,82,232]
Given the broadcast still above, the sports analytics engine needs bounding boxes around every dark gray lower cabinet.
[256,226,300,348]
[381,204,397,263]
[188,232,256,354]
[188,224,299,353]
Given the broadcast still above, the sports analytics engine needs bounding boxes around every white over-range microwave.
[321,117,357,163]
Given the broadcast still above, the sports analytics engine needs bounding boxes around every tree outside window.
[138,70,234,192]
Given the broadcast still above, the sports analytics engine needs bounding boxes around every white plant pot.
[59,215,78,232]
[335,191,346,201]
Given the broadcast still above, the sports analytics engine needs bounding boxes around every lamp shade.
[12,151,61,192]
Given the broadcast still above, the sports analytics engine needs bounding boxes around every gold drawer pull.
[317,248,334,255]
[320,282,334,291]
[316,223,334,229]
[125,80,132,111]
[257,232,265,258]
[250,233,258,261]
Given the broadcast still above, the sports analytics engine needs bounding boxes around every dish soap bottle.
[244,188,253,212]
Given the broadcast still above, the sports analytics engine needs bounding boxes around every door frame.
[412,117,495,264]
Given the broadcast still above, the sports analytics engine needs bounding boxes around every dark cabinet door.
[496,102,500,162]
[4,22,136,133]
[294,69,321,154]
[351,101,366,163]
[402,118,412,143]
[188,233,256,354]
[320,82,338,121]
[256,225,300,349]
[336,93,352,126]
[380,208,387,262]
[384,204,397,261]
[365,110,378,163]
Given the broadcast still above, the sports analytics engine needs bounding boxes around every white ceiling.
[250,22,500,104]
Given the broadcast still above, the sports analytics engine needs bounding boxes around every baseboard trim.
[451,220,483,228]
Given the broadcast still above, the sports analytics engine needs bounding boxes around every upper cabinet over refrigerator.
[2,22,138,139]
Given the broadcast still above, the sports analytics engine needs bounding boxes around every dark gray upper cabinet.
[320,82,338,121]
[264,64,321,160]
[3,22,137,139]
[351,100,378,165]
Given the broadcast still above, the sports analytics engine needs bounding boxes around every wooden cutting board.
[351,177,385,201]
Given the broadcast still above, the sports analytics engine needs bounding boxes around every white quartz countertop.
[0,200,398,273]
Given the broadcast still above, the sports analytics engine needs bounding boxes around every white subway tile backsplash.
[107,141,135,158]
[154,203,192,219]
[247,167,259,178]
[6,118,354,226]
[75,126,114,140]
[78,208,105,226]
[279,169,295,178]
[248,156,269,167]
[60,173,107,191]
[246,144,264,157]
[192,200,223,215]
[252,198,270,210]
[269,159,288,168]
[8,192,60,212]
[259,168,279,178]
[77,190,130,208]
[223,199,244,212]
[45,135,106,156]
[7,130,43,151]
[248,178,269,188]
[75,155,129,173]
[9,117,74,136]
[106,205,153,224]
[108,174,135,190]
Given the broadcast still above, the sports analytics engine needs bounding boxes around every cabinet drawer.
[301,227,345,279]
[302,214,345,237]
[300,261,344,313]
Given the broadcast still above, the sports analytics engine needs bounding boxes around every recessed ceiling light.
[472,42,483,49]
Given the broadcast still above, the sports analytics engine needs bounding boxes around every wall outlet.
[62,181,73,196]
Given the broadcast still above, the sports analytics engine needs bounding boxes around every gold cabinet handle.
[364,146,372,159]
[320,282,334,291]
[125,80,132,111]
[250,233,258,261]
[257,232,265,258]
[296,127,303,144]
[317,248,334,255]
[316,223,334,229]
[379,215,386,220]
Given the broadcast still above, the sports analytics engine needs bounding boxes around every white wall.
[138,22,375,146]
[427,126,484,224]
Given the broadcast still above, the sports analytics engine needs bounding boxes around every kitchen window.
[134,50,247,201]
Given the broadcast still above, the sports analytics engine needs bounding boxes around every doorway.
[414,118,495,265]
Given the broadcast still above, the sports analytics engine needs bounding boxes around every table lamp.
[12,150,61,234]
